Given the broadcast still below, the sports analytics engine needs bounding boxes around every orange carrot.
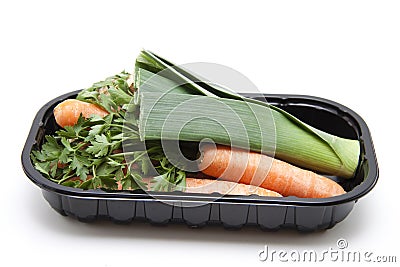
[198,145,346,198]
[53,99,108,128]
[184,178,282,197]
[143,177,282,197]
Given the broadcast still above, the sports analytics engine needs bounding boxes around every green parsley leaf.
[70,155,90,180]
[59,148,71,164]
[34,161,51,176]
[99,93,117,113]
[57,126,78,139]
[60,137,74,152]
[86,134,110,157]
[108,87,133,106]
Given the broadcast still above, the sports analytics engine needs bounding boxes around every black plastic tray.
[21,91,378,231]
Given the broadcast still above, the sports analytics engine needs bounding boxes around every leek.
[134,50,360,178]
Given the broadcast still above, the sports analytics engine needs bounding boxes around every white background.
[1,0,399,266]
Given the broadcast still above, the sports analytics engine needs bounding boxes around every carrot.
[198,145,346,198]
[184,178,282,197]
[53,99,108,128]
[143,177,282,197]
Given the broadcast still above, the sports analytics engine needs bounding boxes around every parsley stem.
[48,177,61,183]
[92,165,97,178]
[109,146,160,164]
[113,135,140,144]
[57,174,74,184]
[108,151,138,157]
[108,123,138,131]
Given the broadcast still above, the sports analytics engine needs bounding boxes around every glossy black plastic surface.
[21,91,378,231]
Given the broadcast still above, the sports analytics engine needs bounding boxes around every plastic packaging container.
[21,91,378,231]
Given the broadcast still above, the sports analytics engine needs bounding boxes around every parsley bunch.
[31,71,187,191]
